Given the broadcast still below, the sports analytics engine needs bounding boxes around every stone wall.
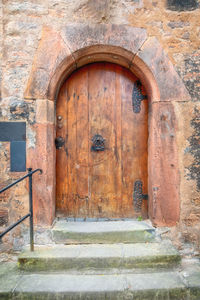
[0,0,199,251]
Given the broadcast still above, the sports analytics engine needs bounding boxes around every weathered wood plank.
[56,80,68,213]
[76,67,89,217]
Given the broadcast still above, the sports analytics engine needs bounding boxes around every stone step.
[18,242,180,271]
[52,220,156,244]
[2,260,200,299]
[0,271,195,299]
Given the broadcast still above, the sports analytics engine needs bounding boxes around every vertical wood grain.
[66,72,78,217]
[56,62,148,218]
[56,79,68,213]
[76,67,89,217]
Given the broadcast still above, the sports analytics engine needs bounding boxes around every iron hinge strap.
[132,80,147,114]
[133,180,148,212]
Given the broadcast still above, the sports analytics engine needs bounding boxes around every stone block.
[136,37,191,102]
[6,1,48,15]
[148,102,180,226]
[24,26,75,100]
[2,65,30,99]
[36,99,54,124]
[52,220,155,244]
[5,20,40,36]
[174,102,200,229]
[0,268,191,299]
[48,25,148,100]
[61,24,147,56]
[27,123,55,225]
[0,263,21,296]
[18,242,180,271]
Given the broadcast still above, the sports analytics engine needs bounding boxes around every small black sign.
[167,0,198,11]
[0,122,26,141]
[0,122,26,172]
[10,141,26,172]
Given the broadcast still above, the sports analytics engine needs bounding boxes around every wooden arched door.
[56,62,148,219]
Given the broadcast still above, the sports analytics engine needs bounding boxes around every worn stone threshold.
[52,219,156,244]
[56,217,145,222]
[52,219,154,232]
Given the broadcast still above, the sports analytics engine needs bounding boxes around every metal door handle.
[91,134,105,152]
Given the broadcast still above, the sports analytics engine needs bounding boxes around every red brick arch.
[25,24,190,226]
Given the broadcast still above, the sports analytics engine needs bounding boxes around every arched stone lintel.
[48,45,160,103]
[24,24,190,103]
[25,24,191,227]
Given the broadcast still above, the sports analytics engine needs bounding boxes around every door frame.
[25,24,191,227]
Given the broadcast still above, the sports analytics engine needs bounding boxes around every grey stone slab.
[0,262,17,276]
[125,272,188,300]
[126,272,185,290]
[187,272,200,288]
[12,272,188,299]
[52,220,156,244]
[53,220,154,232]
[19,245,81,258]
[180,258,200,288]
[18,244,124,271]
[77,243,123,258]
[2,261,200,299]
[16,274,127,293]
[0,262,22,297]
[18,242,180,271]
[122,241,180,268]
[178,260,200,300]
[122,241,178,258]
[181,270,200,289]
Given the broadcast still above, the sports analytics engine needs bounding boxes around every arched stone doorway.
[25,24,190,226]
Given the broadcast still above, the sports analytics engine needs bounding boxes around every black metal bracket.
[132,80,147,113]
[91,134,105,152]
[55,136,65,149]
[133,180,148,212]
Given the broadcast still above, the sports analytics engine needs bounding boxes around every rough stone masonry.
[0,0,199,252]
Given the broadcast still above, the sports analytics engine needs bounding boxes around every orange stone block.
[27,123,55,225]
[24,26,75,100]
[148,102,180,226]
